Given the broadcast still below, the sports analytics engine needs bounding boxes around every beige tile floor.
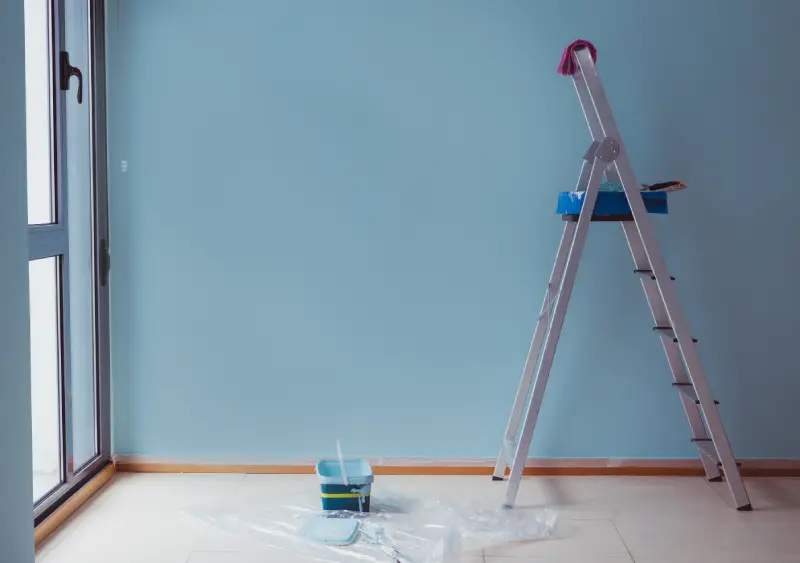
[35,473,800,563]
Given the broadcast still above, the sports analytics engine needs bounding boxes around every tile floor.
[35,473,800,563]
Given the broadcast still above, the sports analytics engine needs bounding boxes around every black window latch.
[59,51,83,104]
[99,238,110,287]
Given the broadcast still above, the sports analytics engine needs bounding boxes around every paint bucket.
[315,458,373,512]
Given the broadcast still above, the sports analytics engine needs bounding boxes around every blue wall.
[0,0,36,560]
[107,0,800,461]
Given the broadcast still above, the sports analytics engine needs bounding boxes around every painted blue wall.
[108,0,800,461]
[0,0,36,560]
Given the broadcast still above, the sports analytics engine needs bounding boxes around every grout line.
[611,519,636,563]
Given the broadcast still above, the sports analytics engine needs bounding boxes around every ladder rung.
[672,383,719,406]
[693,440,742,470]
[654,326,675,338]
[634,269,676,281]
[673,382,698,403]
[653,326,698,343]
[692,439,719,464]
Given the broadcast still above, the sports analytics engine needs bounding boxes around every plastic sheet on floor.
[188,491,557,563]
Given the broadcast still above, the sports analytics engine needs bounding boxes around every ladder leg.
[615,160,750,508]
[625,203,749,508]
[493,223,577,479]
[503,160,604,508]
[574,46,750,510]
[621,222,721,481]
[492,222,577,480]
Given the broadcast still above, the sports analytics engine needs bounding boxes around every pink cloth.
[558,39,597,76]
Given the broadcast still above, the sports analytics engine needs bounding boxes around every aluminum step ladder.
[492,46,751,511]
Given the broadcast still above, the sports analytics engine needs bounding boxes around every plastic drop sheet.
[189,491,557,563]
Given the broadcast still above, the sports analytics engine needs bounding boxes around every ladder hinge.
[582,137,619,163]
[582,140,601,161]
[595,137,620,163]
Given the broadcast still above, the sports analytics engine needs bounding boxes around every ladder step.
[634,269,676,281]
[673,382,698,403]
[653,326,675,338]
[672,383,719,405]
[692,439,742,469]
[692,438,719,464]
[653,326,698,343]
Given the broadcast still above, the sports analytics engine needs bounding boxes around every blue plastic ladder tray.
[556,190,668,216]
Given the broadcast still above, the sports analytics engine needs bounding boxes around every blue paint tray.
[556,190,668,216]
[299,517,360,545]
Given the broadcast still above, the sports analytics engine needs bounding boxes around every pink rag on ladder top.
[558,39,597,76]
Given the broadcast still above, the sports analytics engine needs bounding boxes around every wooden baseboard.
[30,457,797,552]
[113,457,800,477]
[35,463,116,549]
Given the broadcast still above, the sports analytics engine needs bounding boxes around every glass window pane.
[29,258,63,503]
[65,0,98,469]
[24,0,55,225]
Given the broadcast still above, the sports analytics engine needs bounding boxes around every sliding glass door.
[24,0,110,522]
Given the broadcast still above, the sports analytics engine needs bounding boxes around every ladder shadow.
[512,477,575,510]
[708,478,800,512]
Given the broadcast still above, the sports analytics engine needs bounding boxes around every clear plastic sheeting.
[189,492,557,563]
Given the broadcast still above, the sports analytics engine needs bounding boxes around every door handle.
[59,51,83,104]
